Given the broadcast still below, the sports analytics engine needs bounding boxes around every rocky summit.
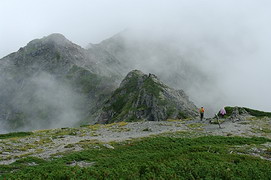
[96,70,198,124]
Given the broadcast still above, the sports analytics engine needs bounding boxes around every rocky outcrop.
[229,107,249,122]
[96,70,198,124]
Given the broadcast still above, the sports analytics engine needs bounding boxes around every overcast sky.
[0,0,271,111]
[0,0,269,56]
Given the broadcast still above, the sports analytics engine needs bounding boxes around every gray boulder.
[230,106,248,122]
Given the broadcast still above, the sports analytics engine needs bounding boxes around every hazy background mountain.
[0,34,120,133]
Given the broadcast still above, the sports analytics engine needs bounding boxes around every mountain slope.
[96,30,209,90]
[0,34,120,132]
[96,70,198,123]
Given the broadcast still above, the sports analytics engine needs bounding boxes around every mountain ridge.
[1,33,199,132]
[0,33,122,132]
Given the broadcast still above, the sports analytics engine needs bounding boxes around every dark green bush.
[0,131,33,139]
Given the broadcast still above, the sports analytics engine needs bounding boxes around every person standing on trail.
[219,107,226,118]
[199,107,205,121]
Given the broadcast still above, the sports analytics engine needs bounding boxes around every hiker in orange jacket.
[199,107,205,121]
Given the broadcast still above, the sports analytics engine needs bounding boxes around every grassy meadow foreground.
[1,135,271,179]
[1,115,271,179]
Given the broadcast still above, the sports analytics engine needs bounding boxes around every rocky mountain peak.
[119,69,145,88]
[44,33,67,41]
[96,70,198,124]
[127,69,145,76]
[2,33,90,76]
[25,33,82,52]
[119,69,162,89]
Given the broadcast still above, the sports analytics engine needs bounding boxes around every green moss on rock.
[142,77,163,98]
[0,132,33,139]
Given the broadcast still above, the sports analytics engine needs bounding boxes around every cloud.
[0,68,88,133]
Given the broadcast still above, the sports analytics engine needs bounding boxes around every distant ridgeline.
[224,106,271,118]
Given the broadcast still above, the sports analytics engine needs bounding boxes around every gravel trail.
[1,117,270,165]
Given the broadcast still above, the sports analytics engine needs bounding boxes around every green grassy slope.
[1,136,271,179]
[0,132,33,139]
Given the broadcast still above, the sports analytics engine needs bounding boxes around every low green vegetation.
[55,51,61,60]
[0,131,33,139]
[142,77,163,98]
[224,106,271,118]
[118,72,140,94]
[244,107,271,118]
[178,111,188,119]
[103,73,140,122]
[1,136,271,179]
[67,65,108,94]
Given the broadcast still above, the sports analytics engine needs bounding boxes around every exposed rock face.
[230,107,249,122]
[0,34,120,132]
[96,70,198,124]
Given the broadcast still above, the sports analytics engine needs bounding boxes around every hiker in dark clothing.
[199,107,205,121]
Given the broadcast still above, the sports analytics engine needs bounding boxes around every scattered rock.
[53,155,63,158]
[251,147,261,153]
[2,152,10,155]
[27,162,38,166]
[67,161,95,167]
[103,144,114,149]
[93,146,100,149]
[142,127,152,132]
